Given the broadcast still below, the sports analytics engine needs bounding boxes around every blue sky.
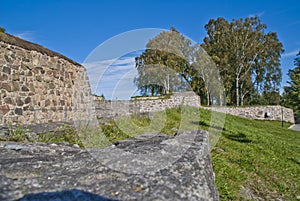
[1,0,300,99]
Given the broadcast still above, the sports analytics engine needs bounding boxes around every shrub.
[0,27,5,33]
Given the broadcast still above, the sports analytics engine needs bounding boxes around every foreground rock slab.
[0,130,218,201]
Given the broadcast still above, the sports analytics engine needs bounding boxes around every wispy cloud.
[286,20,300,27]
[248,11,265,18]
[282,50,299,58]
[15,31,35,41]
[83,55,138,99]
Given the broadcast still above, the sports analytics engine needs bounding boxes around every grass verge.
[101,106,300,200]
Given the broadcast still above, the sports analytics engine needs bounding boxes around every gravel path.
[289,124,300,131]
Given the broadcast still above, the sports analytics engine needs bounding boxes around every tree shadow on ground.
[191,121,226,131]
[223,132,252,143]
[15,189,119,201]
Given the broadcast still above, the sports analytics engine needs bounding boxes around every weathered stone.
[10,65,19,70]
[29,83,35,92]
[0,130,218,201]
[0,105,10,115]
[60,100,65,106]
[52,99,57,106]
[4,97,14,105]
[12,73,20,81]
[4,55,10,62]
[12,82,20,91]
[0,73,8,81]
[16,97,24,106]
[24,97,31,104]
[35,66,45,74]
[2,66,11,74]
[45,99,51,107]
[35,75,42,82]
[48,82,56,89]
[23,105,34,111]
[2,83,12,92]
[27,71,33,76]
[14,107,23,115]
[21,85,29,91]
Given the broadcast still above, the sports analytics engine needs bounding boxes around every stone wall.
[95,92,294,123]
[0,40,93,125]
[95,91,201,120]
[205,105,295,123]
[0,130,219,201]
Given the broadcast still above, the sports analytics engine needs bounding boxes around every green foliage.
[7,126,31,142]
[283,51,300,116]
[212,115,299,200]
[4,124,84,147]
[134,28,223,106]
[134,28,194,96]
[38,124,84,147]
[251,91,281,105]
[103,107,299,200]
[100,121,131,142]
[202,16,283,106]
[0,27,5,33]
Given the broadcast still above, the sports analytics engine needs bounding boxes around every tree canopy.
[134,28,223,105]
[134,17,284,107]
[283,52,300,116]
[134,28,196,96]
[202,16,284,106]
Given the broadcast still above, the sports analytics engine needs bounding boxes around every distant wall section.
[95,92,201,120]
[206,105,294,123]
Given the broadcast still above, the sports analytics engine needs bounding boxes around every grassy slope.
[101,107,300,200]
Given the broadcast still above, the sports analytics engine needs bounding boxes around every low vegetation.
[101,106,300,200]
[5,123,84,147]
[3,106,299,200]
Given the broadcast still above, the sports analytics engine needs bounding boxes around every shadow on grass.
[223,132,252,143]
[192,121,226,131]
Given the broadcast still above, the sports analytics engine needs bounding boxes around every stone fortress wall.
[95,91,201,120]
[95,93,295,123]
[0,33,295,125]
[206,105,294,123]
[0,36,92,126]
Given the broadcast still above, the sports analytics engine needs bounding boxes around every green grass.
[38,124,84,147]
[3,106,299,200]
[4,124,85,147]
[101,106,300,200]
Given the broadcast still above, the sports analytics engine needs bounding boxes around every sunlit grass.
[100,106,300,200]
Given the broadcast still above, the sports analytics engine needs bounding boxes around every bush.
[0,27,5,33]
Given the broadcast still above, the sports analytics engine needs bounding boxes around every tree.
[202,17,284,106]
[135,28,225,105]
[0,27,5,33]
[134,28,196,96]
[283,52,300,115]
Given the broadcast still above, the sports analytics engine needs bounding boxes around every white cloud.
[282,50,299,58]
[248,11,265,18]
[82,56,138,99]
[15,31,35,41]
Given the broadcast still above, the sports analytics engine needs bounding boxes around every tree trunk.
[167,73,170,94]
[207,92,210,106]
[236,77,239,106]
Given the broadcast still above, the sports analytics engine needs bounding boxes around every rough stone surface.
[0,130,219,201]
[0,41,93,125]
[205,105,294,123]
[95,92,201,120]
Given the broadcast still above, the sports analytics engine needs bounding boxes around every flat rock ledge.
[0,130,219,201]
